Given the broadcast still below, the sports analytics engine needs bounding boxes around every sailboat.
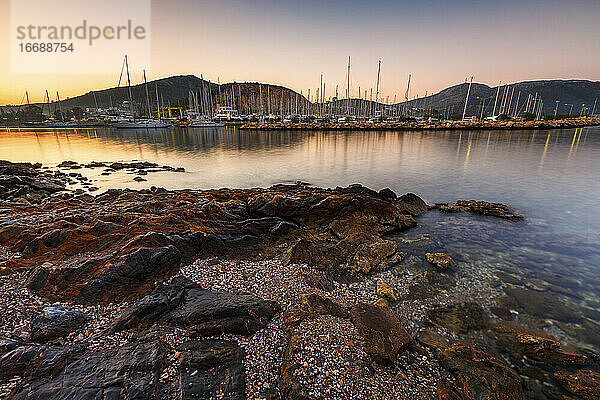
[114,56,172,129]
[42,91,77,128]
[185,89,224,128]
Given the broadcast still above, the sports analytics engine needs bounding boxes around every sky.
[1,0,599,105]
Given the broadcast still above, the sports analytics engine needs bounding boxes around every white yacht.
[214,106,242,122]
[188,116,224,128]
[114,118,172,129]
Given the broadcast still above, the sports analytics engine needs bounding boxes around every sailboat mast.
[143,70,151,118]
[346,56,351,116]
[155,83,161,120]
[462,76,473,121]
[124,55,135,122]
[492,81,501,117]
[56,91,64,122]
[375,60,381,117]
[405,74,411,117]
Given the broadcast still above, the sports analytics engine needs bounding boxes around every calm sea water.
[2,126,598,234]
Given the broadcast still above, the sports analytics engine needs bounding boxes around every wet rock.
[426,252,456,270]
[427,302,489,333]
[439,200,524,220]
[554,369,600,400]
[133,176,147,182]
[504,287,582,323]
[378,187,397,200]
[111,276,281,336]
[349,302,412,363]
[0,161,67,201]
[435,342,525,400]
[30,306,87,342]
[397,192,428,216]
[493,323,588,365]
[375,281,397,302]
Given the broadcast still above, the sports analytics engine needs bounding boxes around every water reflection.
[2,126,599,235]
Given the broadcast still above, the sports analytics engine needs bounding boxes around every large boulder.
[111,276,281,336]
[397,193,429,216]
[349,302,413,363]
[2,181,423,303]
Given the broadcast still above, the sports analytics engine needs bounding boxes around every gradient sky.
[1,0,599,105]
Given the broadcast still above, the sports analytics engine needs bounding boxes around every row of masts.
[15,55,598,121]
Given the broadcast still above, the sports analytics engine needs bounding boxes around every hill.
[1,77,598,118]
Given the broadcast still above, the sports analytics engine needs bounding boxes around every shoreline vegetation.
[240,116,600,131]
[0,160,599,399]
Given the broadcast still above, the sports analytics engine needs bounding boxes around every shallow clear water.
[1,126,600,351]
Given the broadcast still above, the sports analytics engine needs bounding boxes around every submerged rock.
[554,369,600,400]
[504,287,582,323]
[349,302,412,364]
[493,323,588,366]
[435,342,525,400]
[438,200,523,220]
[427,302,489,333]
[425,252,456,270]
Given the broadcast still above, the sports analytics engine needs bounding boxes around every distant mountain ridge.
[2,77,598,117]
[400,80,600,116]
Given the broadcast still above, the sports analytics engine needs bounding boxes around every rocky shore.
[0,160,599,400]
[240,116,600,131]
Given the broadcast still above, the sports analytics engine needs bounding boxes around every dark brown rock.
[425,252,456,270]
[349,302,412,363]
[435,342,525,400]
[284,293,348,328]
